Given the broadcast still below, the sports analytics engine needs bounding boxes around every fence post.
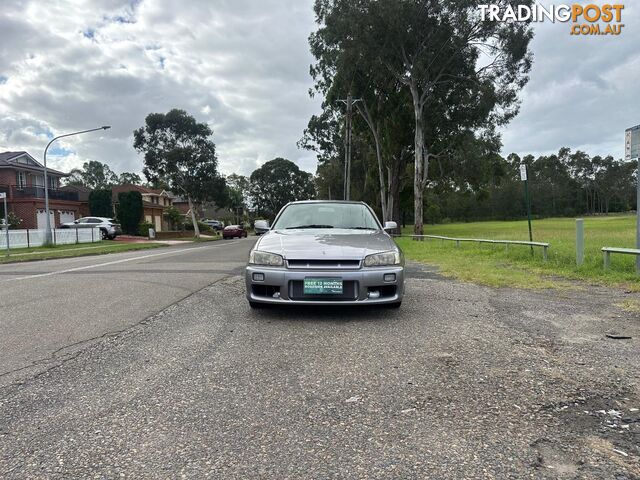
[603,251,610,270]
[76,227,79,244]
[91,227,94,243]
[27,228,30,248]
[52,228,56,246]
[576,218,584,266]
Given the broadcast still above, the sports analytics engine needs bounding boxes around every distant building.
[0,151,83,229]
[111,184,173,232]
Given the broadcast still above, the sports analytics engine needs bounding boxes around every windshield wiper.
[285,224,335,229]
[346,226,377,230]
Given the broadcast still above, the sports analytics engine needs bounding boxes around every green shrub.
[116,191,143,235]
[184,220,213,233]
[137,221,154,237]
[8,212,23,229]
[89,189,113,217]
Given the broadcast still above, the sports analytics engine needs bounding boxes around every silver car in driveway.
[245,200,404,308]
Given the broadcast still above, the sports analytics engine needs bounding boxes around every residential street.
[1,240,639,478]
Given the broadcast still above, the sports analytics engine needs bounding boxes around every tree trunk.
[187,195,200,238]
[356,102,387,223]
[410,83,425,236]
[374,132,387,223]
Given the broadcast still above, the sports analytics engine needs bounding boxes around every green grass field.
[396,214,640,290]
[0,242,165,264]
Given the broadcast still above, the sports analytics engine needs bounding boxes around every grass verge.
[397,215,640,290]
[0,242,166,264]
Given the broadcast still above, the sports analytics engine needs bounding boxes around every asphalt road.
[1,239,639,478]
[0,239,249,382]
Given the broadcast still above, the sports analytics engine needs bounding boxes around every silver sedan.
[245,200,405,308]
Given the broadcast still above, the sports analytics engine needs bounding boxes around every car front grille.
[286,259,361,270]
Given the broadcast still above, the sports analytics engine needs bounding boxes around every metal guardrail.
[601,246,640,270]
[396,234,550,261]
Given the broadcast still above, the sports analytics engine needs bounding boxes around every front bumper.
[245,265,405,305]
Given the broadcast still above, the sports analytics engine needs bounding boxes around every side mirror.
[383,221,398,231]
[74,220,79,224]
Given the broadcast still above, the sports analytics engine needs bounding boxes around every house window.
[16,171,26,188]
[48,176,57,189]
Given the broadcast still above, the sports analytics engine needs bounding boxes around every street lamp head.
[102,125,111,130]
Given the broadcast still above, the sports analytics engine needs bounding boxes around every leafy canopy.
[133,109,227,206]
[249,158,316,218]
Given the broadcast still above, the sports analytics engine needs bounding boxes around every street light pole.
[43,126,111,245]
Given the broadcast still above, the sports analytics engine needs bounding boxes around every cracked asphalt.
[1,238,639,479]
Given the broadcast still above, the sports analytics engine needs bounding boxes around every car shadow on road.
[246,303,404,323]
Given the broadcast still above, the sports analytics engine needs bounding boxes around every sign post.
[520,164,533,255]
[0,192,8,257]
[625,125,640,272]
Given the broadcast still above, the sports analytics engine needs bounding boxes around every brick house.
[0,151,82,229]
[111,184,173,232]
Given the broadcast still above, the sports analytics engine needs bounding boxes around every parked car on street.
[222,224,248,239]
[60,217,121,240]
[254,219,270,236]
[245,200,404,308]
[202,219,224,231]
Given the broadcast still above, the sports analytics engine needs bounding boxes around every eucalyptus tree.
[134,109,227,237]
[309,0,534,234]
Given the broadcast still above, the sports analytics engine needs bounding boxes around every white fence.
[0,228,102,249]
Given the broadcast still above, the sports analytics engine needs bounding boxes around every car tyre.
[100,229,108,240]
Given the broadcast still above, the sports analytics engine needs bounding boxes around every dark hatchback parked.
[222,224,248,239]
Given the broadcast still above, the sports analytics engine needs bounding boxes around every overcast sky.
[0,1,638,179]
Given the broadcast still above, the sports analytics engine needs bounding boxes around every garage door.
[59,211,75,224]
[36,209,55,229]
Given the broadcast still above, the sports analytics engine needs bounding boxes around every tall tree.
[64,160,118,188]
[226,173,250,222]
[133,109,227,237]
[309,0,534,234]
[118,172,143,185]
[249,158,315,219]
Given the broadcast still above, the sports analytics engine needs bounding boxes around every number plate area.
[303,278,343,295]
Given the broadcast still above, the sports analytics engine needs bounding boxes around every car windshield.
[272,203,380,230]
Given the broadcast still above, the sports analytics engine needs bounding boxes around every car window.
[272,203,380,230]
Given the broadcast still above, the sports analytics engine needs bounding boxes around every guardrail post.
[576,219,584,266]
[505,243,509,252]
[543,245,548,262]
[456,240,460,248]
[603,250,610,270]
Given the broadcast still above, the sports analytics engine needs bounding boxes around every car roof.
[285,200,367,206]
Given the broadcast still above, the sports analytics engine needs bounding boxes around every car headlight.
[364,250,401,267]
[249,250,284,266]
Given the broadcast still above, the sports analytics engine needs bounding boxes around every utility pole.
[338,94,361,201]
[42,126,111,245]
[520,164,534,255]
[1,192,8,256]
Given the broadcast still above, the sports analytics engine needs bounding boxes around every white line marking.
[3,240,241,283]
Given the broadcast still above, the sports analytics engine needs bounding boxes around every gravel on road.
[0,262,639,479]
